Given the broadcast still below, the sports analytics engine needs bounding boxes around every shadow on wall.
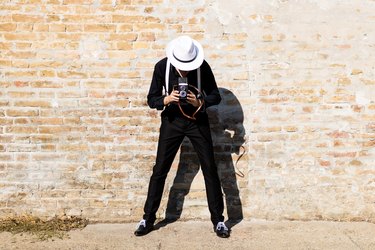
[158,88,245,229]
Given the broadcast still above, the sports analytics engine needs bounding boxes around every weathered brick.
[38,126,71,134]
[116,42,132,50]
[5,70,37,78]
[7,91,36,98]
[112,15,145,23]
[109,33,138,41]
[12,14,44,23]
[6,109,39,117]
[14,100,52,108]
[6,126,38,134]
[0,0,374,224]
[0,23,17,32]
[84,24,116,32]
[57,71,88,79]
[30,81,63,88]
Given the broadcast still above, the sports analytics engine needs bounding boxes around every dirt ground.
[1,220,375,250]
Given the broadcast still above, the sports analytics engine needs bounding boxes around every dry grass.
[0,215,89,241]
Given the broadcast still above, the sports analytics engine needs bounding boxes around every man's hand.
[164,90,179,106]
[187,90,201,107]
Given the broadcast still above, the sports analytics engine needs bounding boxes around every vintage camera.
[178,77,188,100]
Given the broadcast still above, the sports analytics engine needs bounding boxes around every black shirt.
[147,57,221,120]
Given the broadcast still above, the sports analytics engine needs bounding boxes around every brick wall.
[1,0,374,222]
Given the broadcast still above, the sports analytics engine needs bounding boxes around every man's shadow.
[154,88,245,229]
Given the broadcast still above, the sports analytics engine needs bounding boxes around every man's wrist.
[163,96,169,106]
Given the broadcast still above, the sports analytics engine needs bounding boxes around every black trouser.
[143,116,224,226]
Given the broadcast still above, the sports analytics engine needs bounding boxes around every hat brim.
[166,37,204,71]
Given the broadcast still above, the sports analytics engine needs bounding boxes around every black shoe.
[215,222,230,238]
[134,219,154,236]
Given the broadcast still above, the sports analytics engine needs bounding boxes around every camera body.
[178,77,188,100]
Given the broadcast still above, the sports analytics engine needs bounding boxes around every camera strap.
[197,67,201,91]
[165,60,204,120]
[178,84,204,120]
[164,58,170,95]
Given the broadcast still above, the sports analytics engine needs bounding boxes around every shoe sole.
[216,233,230,238]
[134,227,153,237]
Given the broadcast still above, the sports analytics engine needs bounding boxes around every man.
[134,36,229,238]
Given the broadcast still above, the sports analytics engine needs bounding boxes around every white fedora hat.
[166,35,204,71]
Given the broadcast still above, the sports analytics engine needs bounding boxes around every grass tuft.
[0,215,89,241]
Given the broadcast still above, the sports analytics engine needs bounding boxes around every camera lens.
[180,90,187,98]
[178,84,188,99]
